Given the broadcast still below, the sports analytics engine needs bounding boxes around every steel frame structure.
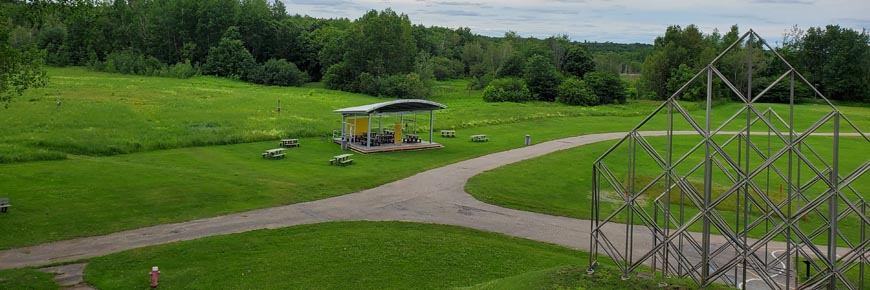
[587,30,869,289]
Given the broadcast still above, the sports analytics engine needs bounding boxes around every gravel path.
[1,131,863,289]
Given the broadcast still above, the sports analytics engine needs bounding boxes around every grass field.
[83,221,731,290]
[0,67,666,163]
[0,268,56,290]
[466,133,869,244]
[1,68,866,249]
[0,67,674,249]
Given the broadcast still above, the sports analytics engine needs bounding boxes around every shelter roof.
[334,99,447,115]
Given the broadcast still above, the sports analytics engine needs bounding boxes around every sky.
[282,0,870,44]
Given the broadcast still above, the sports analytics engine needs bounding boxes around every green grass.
[1,68,866,251]
[84,221,732,290]
[0,68,664,163]
[0,268,57,290]
[461,265,730,290]
[467,133,870,244]
[85,221,581,289]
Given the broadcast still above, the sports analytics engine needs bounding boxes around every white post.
[367,113,372,148]
[378,114,383,134]
[429,110,434,144]
[341,115,346,140]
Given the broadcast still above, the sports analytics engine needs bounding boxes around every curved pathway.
[0,131,864,289]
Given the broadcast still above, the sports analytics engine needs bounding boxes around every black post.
[802,260,811,280]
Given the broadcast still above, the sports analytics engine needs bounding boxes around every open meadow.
[1,68,866,289]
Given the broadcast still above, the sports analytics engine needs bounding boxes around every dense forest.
[1,0,868,108]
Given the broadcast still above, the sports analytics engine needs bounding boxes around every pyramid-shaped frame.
[587,30,869,290]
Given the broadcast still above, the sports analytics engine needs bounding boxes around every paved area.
[0,131,863,289]
[38,263,95,290]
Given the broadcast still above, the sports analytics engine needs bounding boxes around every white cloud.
[281,0,870,43]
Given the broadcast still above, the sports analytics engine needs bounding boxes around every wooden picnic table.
[330,153,354,166]
[0,198,9,213]
[470,134,489,142]
[279,139,300,147]
[440,130,456,138]
[262,148,287,159]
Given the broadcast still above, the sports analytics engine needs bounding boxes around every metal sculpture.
[587,30,869,290]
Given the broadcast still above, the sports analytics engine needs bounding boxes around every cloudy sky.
[282,0,870,44]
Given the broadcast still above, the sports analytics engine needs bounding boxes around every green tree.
[562,44,594,78]
[202,26,256,79]
[557,77,597,106]
[584,72,625,104]
[343,9,416,77]
[523,54,561,101]
[1,25,47,108]
[787,25,870,102]
[482,78,531,102]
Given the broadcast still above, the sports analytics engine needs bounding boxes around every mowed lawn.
[0,68,865,250]
[0,115,670,249]
[466,133,870,244]
[0,67,661,163]
[83,222,731,290]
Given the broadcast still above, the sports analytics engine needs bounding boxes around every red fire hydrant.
[149,266,160,288]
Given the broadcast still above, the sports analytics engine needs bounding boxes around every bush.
[323,62,356,91]
[482,78,532,103]
[103,50,165,76]
[160,60,200,79]
[202,27,256,80]
[381,73,429,99]
[584,72,626,104]
[557,78,598,106]
[524,54,562,101]
[469,72,495,90]
[247,59,308,86]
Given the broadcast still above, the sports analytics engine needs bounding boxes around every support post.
[701,66,713,284]
[429,110,434,144]
[379,114,383,134]
[786,71,795,290]
[341,115,347,141]
[828,112,839,290]
[742,34,752,289]
[367,113,372,148]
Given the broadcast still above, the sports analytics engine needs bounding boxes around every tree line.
[640,25,870,103]
[1,0,648,105]
[2,0,865,107]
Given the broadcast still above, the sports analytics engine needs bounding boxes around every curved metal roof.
[334,99,447,115]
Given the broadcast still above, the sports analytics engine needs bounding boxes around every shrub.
[323,62,356,91]
[160,60,200,79]
[557,78,598,106]
[380,73,429,99]
[247,59,308,86]
[584,72,626,104]
[524,54,561,101]
[102,50,165,76]
[482,78,532,102]
[202,27,256,80]
[469,72,495,90]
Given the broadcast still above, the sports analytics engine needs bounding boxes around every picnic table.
[404,134,421,144]
[330,153,354,166]
[470,134,489,142]
[0,198,9,213]
[440,130,456,138]
[262,148,286,159]
[279,139,300,148]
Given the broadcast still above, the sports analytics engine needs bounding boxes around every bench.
[331,154,354,166]
[0,198,9,213]
[440,130,456,138]
[471,134,489,142]
[262,148,287,159]
[279,139,300,148]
